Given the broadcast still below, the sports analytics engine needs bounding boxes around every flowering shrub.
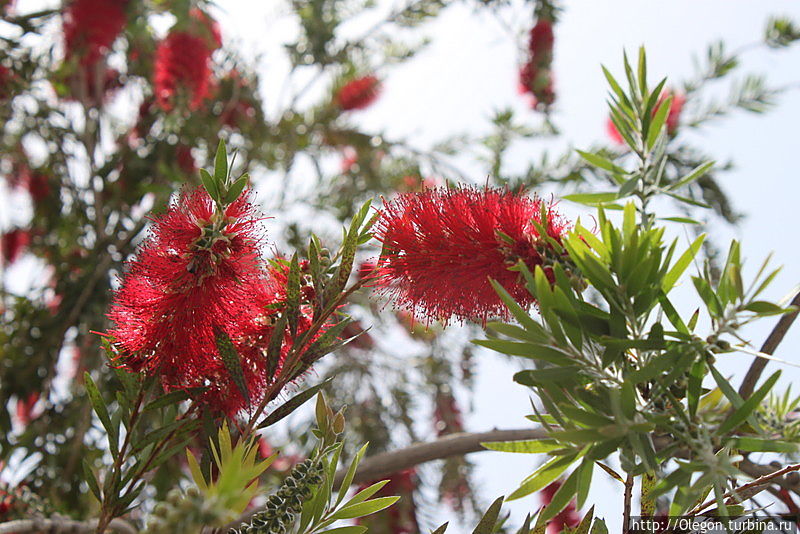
[2,2,800,534]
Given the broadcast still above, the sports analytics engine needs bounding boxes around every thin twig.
[738,289,800,398]
[688,462,800,516]
[622,473,634,534]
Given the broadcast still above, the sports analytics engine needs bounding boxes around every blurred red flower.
[374,187,569,324]
[154,31,213,111]
[1,228,30,265]
[519,17,556,110]
[336,75,381,111]
[62,0,127,67]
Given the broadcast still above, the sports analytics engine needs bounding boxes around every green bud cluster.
[145,486,227,534]
[231,459,324,534]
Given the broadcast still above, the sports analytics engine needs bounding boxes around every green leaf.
[431,524,449,534]
[576,150,627,175]
[472,496,504,534]
[729,437,798,453]
[84,373,118,456]
[285,253,301,336]
[716,370,780,435]
[320,528,368,534]
[143,389,193,412]
[742,300,789,315]
[330,496,400,521]
[341,480,389,509]
[661,217,702,225]
[508,452,580,500]
[662,234,705,293]
[562,192,619,205]
[82,460,101,501]
[200,168,220,201]
[481,439,561,454]
[671,161,715,191]
[214,139,228,185]
[514,367,581,386]
[646,95,671,149]
[336,443,369,506]
[536,466,580,524]
[224,174,248,204]
[215,329,250,406]
[591,518,609,534]
[258,379,332,429]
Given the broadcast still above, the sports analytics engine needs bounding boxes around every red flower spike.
[1,229,31,265]
[528,19,554,58]
[62,0,127,67]
[335,75,382,111]
[374,187,570,324]
[154,31,213,111]
[108,188,280,415]
[519,17,556,110]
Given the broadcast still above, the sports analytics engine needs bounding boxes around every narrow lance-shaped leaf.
[285,253,301,336]
[258,378,333,429]
[472,496,505,534]
[215,328,250,406]
[84,372,119,456]
[716,370,781,435]
[224,173,249,204]
[214,139,228,185]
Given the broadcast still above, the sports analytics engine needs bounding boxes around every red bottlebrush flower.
[107,188,280,415]
[357,260,376,282]
[528,19,554,58]
[541,480,581,533]
[335,75,381,111]
[62,0,127,67]
[1,229,30,265]
[607,90,685,144]
[519,17,556,110]
[154,31,213,111]
[519,62,555,109]
[26,171,51,204]
[374,187,570,324]
[175,144,196,175]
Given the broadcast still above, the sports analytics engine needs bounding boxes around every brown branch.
[738,289,800,399]
[622,473,634,534]
[689,462,800,516]
[333,427,549,487]
[0,517,136,534]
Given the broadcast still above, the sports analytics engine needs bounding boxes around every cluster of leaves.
[232,393,399,534]
[477,50,799,524]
